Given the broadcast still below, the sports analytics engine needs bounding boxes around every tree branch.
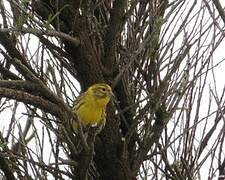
[0,87,63,118]
[212,0,225,24]
[0,27,80,46]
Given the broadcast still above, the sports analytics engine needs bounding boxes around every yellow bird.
[72,83,113,133]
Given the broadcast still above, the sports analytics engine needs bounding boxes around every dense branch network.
[0,0,224,180]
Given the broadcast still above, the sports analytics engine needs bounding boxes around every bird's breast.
[77,104,104,125]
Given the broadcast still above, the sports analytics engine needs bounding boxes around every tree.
[0,0,224,179]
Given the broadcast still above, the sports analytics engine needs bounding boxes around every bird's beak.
[109,91,115,99]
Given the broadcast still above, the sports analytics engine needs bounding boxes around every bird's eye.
[102,88,106,91]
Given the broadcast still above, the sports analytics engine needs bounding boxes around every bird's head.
[88,83,113,100]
